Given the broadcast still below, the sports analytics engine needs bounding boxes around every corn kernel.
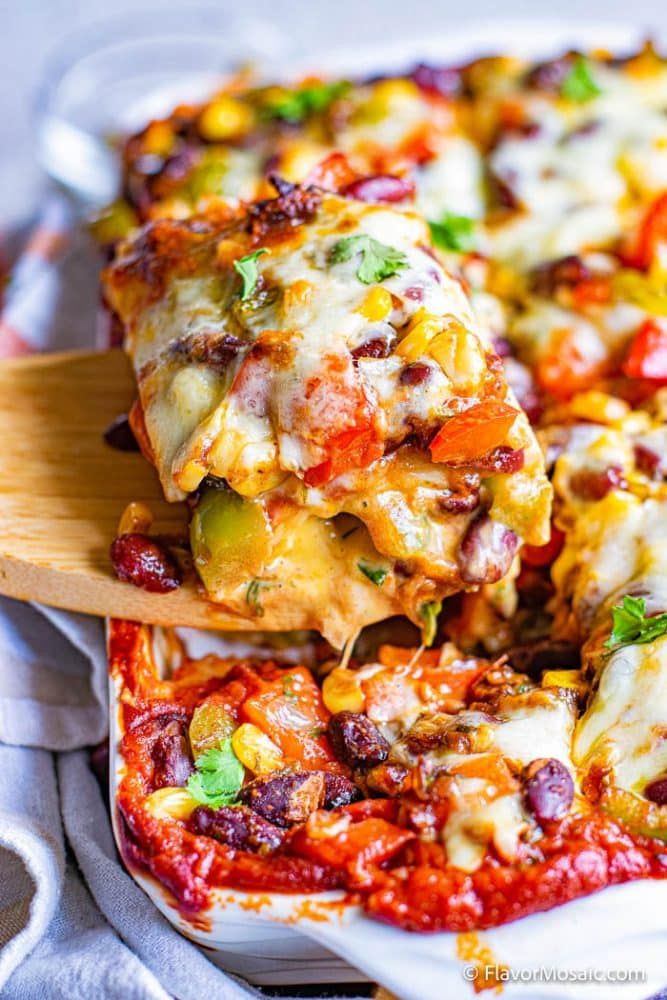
[322,667,366,714]
[145,787,198,821]
[396,311,442,362]
[118,501,153,536]
[357,287,393,322]
[198,96,253,141]
[371,79,420,109]
[231,723,284,775]
[142,121,175,157]
[542,670,587,697]
[428,325,486,388]
[569,390,629,425]
[279,141,329,183]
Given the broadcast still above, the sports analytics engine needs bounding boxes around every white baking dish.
[109,22,667,997]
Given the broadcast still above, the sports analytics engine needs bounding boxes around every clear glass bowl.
[34,8,290,206]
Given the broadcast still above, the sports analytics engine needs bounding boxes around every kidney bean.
[327,712,389,769]
[351,336,393,360]
[569,465,628,501]
[110,533,182,593]
[531,254,590,297]
[103,415,139,452]
[507,639,580,677]
[410,62,462,98]
[523,758,574,822]
[459,514,518,585]
[471,446,525,474]
[323,772,361,809]
[365,762,410,797]
[634,443,663,480]
[404,285,424,302]
[241,771,325,827]
[170,330,245,374]
[191,805,284,852]
[525,55,576,92]
[400,362,431,386]
[439,489,481,514]
[151,718,193,788]
[343,174,415,204]
[644,776,667,805]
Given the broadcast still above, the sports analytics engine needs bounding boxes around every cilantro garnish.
[358,561,388,587]
[419,600,442,646]
[428,212,476,253]
[604,595,667,654]
[560,57,601,103]
[263,81,350,123]
[330,234,408,284]
[187,739,244,808]
[234,248,268,300]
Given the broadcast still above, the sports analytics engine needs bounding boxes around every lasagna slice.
[103,186,550,645]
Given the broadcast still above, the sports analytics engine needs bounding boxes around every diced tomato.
[535,329,605,400]
[242,667,340,771]
[292,816,414,886]
[304,425,383,486]
[521,524,565,567]
[305,152,358,192]
[448,755,519,799]
[622,191,667,271]
[622,319,667,382]
[429,400,519,464]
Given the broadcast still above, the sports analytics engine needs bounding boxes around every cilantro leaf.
[234,248,268,300]
[560,57,601,103]
[419,600,442,646]
[246,578,267,617]
[429,213,476,252]
[330,234,408,284]
[263,81,350,123]
[358,561,388,587]
[604,595,667,653]
[186,739,244,808]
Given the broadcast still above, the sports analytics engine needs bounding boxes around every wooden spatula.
[0,349,263,630]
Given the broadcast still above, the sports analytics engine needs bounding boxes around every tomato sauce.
[110,620,667,931]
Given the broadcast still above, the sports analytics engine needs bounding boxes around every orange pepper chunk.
[429,400,519,464]
[242,667,340,771]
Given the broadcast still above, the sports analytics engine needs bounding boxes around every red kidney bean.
[241,771,325,827]
[343,174,415,204]
[634,443,663,479]
[351,336,394,360]
[459,514,518,585]
[439,488,481,515]
[471,446,525,474]
[404,285,425,302]
[151,718,193,789]
[103,415,139,452]
[523,758,574,822]
[327,712,389,769]
[323,772,361,809]
[411,62,463,97]
[110,533,182,593]
[525,55,576,92]
[645,776,667,805]
[569,465,628,501]
[400,362,432,386]
[531,254,591,297]
[191,805,284,851]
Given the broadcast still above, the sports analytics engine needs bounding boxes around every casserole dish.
[106,20,667,998]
